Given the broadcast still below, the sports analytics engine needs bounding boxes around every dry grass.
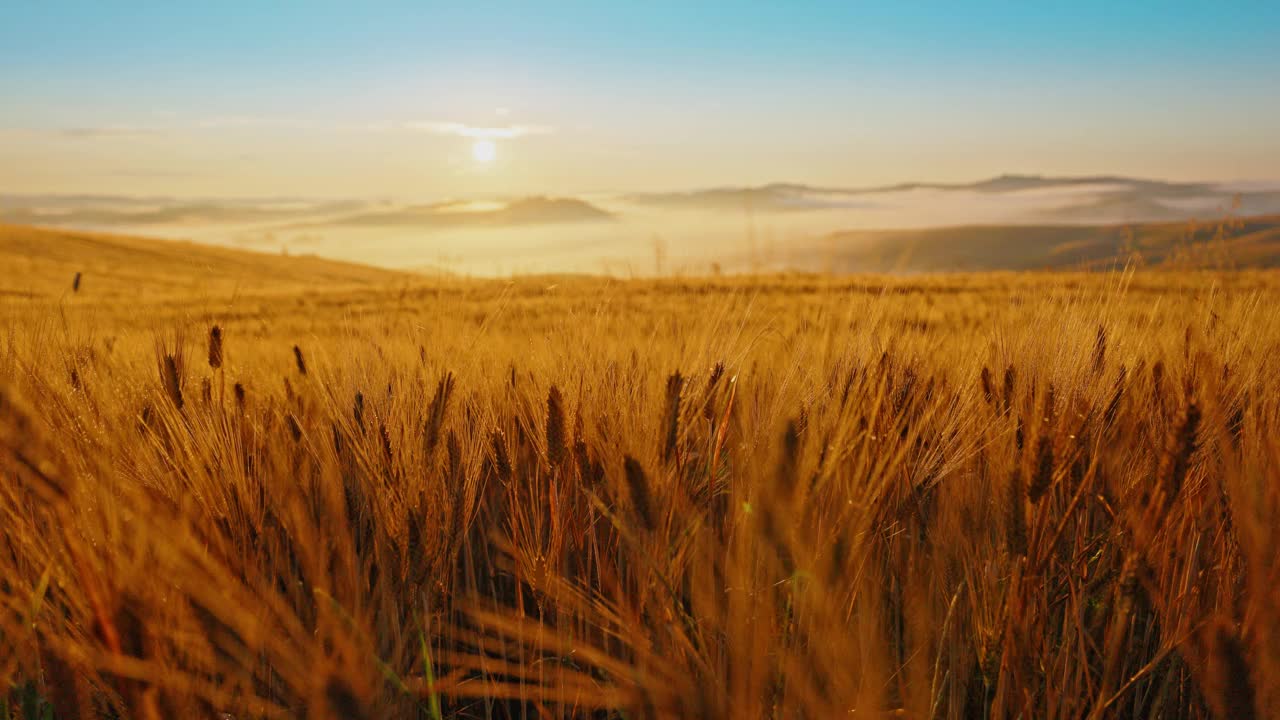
[0,224,401,300]
[2,254,1279,718]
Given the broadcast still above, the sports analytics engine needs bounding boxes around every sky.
[2,1,1278,198]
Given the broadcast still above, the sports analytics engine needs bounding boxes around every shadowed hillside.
[808,214,1280,272]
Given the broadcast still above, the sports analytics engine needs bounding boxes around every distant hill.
[623,184,877,212]
[312,196,614,229]
[801,215,1280,273]
[0,194,615,234]
[0,198,365,227]
[903,174,1208,195]
[0,223,403,299]
[627,175,1280,222]
[7,176,1280,234]
[4,215,1278,287]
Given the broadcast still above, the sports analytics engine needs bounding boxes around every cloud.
[102,168,197,179]
[4,117,553,141]
[29,117,307,138]
[401,121,553,139]
[195,115,325,130]
[57,125,165,138]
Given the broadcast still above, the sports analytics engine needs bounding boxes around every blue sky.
[2,2,1278,197]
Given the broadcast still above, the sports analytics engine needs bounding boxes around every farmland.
[2,225,1278,718]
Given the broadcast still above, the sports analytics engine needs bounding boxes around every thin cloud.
[33,117,309,137]
[102,168,197,179]
[58,125,165,138]
[196,115,318,130]
[5,118,553,140]
[402,121,553,139]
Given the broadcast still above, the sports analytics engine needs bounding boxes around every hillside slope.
[811,215,1280,272]
[0,223,404,299]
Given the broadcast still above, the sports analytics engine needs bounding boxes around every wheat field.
[2,236,1279,718]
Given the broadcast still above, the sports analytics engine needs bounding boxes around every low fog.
[4,176,1277,275]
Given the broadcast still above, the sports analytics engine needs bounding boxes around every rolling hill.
[0,223,404,299]
[806,215,1280,272]
[0,199,365,227]
[309,196,615,229]
[626,175,1280,222]
[4,213,1279,297]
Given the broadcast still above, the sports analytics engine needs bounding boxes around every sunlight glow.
[472,139,496,164]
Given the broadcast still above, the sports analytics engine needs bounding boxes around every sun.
[472,139,496,164]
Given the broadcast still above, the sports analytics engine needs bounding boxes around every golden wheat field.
[2,227,1279,719]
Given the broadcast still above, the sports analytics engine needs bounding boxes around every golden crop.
[2,250,1279,718]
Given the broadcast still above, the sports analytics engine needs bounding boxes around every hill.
[805,215,1280,272]
[625,174,1280,222]
[0,223,404,299]
[308,196,614,229]
[0,199,364,227]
